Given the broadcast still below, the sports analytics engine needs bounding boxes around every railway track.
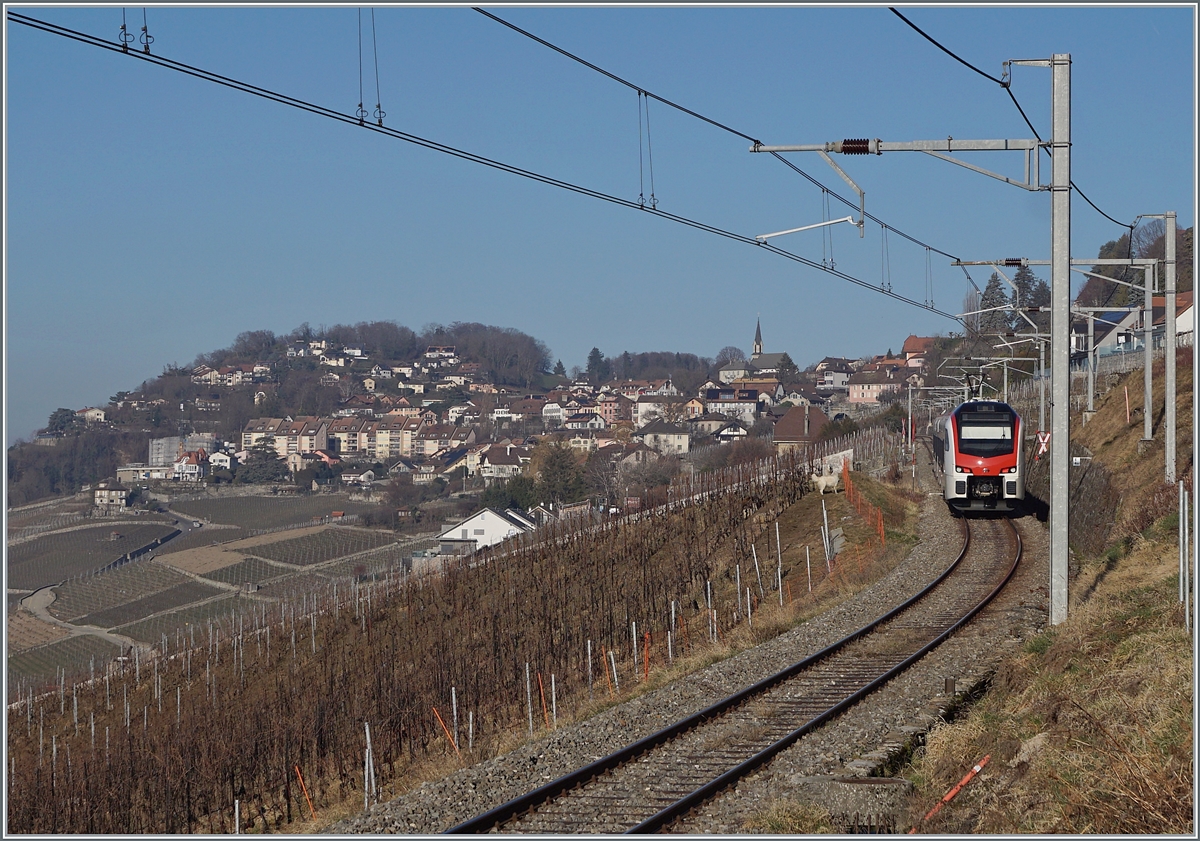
[446,515,1021,834]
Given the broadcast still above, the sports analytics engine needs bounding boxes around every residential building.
[94,480,128,514]
[773,405,832,452]
[242,418,285,451]
[635,419,690,455]
[596,393,634,425]
[173,449,208,482]
[901,335,936,368]
[847,368,902,404]
[438,508,535,555]
[564,412,606,430]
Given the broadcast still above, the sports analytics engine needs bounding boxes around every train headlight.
[1005,466,1018,474]
[955,466,971,474]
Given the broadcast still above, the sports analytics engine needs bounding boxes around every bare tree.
[962,288,982,333]
[714,346,746,367]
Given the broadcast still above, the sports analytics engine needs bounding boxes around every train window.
[956,410,1015,457]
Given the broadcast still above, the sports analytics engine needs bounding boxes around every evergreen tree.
[586,347,611,383]
[553,359,567,377]
[46,408,82,435]
[979,272,1010,335]
[535,443,586,504]
[1030,279,1052,334]
[235,442,289,484]
[777,353,800,382]
[480,476,538,511]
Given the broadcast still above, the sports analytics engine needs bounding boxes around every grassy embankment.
[900,349,1194,835]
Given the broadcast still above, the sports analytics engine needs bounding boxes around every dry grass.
[6,607,70,651]
[742,800,836,833]
[904,354,1194,835]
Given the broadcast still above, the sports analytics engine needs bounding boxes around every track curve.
[447,516,1021,834]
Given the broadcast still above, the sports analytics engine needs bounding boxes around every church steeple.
[753,317,763,358]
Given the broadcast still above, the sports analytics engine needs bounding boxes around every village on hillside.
[30,284,1195,554]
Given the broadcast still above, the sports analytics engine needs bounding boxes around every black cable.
[371,7,384,126]
[473,7,761,145]
[473,7,964,264]
[357,8,365,122]
[644,93,657,207]
[890,7,1136,238]
[889,8,1005,86]
[8,10,966,325]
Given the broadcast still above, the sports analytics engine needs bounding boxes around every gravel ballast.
[330,459,1050,834]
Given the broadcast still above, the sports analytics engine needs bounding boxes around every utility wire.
[889,8,1005,86]
[472,6,963,263]
[9,10,966,325]
[888,7,1136,234]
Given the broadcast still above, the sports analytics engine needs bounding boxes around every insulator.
[841,138,871,155]
[1003,258,1025,267]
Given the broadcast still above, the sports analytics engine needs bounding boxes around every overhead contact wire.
[889,6,1135,237]
[8,11,964,325]
[473,6,962,263]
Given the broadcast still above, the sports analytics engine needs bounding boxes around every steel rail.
[445,517,981,834]
[629,517,1021,833]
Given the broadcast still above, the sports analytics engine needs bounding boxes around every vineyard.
[7,524,179,591]
[115,594,245,646]
[241,528,400,567]
[170,495,379,532]
[47,560,193,623]
[154,526,249,555]
[7,635,121,686]
[4,451,919,834]
[74,581,228,629]
[201,557,291,587]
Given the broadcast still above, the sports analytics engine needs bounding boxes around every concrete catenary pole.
[1087,314,1096,413]
[1165,210,1176,483]
[1144,263,1155,443]
[1049,53,1071,626]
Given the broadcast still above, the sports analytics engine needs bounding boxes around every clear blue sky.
[4,4,1195,445]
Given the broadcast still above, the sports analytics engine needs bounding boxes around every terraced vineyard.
[8,635,122,687]
[7,524,178,590]
[6,510,89,541]
[170,495,378,531]
[201,557,290,587]
[74,581,228,628]
[115,594,247,645]
[155,526,248,555]
[242,527,399,566]
[47,559,192,622]
[254,573,335,600]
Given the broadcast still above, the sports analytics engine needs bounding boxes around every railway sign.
[1036,430,1051,456]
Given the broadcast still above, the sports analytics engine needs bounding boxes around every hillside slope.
[904,349,1194,834]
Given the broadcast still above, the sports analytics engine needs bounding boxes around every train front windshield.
[956,409,1015,458]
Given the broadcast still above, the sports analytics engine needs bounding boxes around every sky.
[4,3,1196,446]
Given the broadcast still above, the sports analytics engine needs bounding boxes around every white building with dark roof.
[438,508,536,555]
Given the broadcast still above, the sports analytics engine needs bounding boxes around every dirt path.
[20,586,144,652]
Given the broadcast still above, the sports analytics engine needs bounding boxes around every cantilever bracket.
[817,151,865,237]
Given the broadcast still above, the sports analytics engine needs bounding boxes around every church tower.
[752,317,763,359]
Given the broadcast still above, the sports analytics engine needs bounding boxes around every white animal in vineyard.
[812,472,841,494]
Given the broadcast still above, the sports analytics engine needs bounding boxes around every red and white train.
[931,400,1025,513]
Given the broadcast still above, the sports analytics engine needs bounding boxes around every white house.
[438,508,535,555]
[635,419,690,455]
[542,402,566,427]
